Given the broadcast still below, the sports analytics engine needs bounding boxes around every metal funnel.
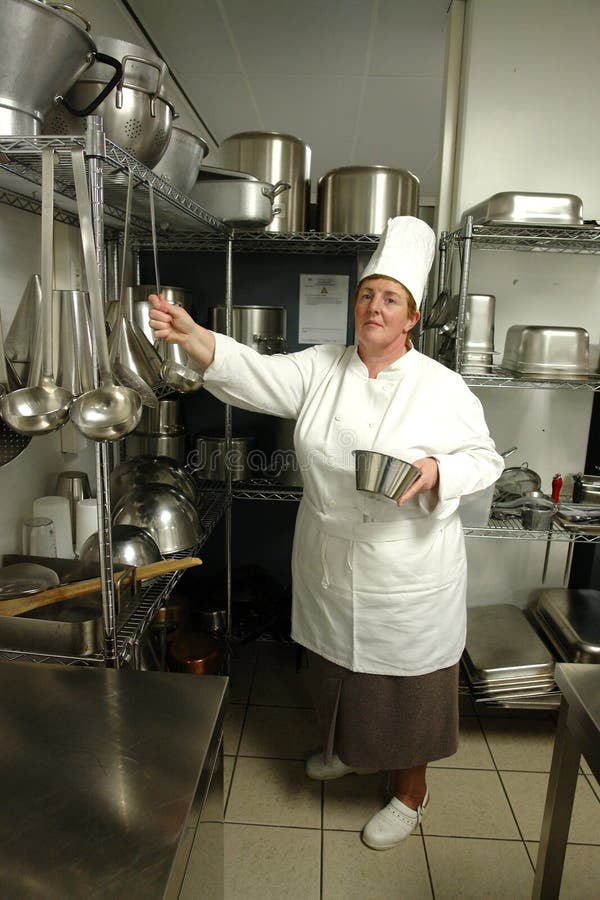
[4,273,42,383]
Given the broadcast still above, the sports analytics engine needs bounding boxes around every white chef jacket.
[203,335,504,676]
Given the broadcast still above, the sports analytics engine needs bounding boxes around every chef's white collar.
[350,343,418,378]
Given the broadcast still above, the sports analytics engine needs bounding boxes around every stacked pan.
[463,604,559,709]
[125,399,186,463]
[528,589,600,665]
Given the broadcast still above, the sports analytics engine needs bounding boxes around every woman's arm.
[148,293,215,372]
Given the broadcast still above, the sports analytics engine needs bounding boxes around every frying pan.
[0,557,201,617]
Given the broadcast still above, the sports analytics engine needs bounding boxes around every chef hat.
[359,216,436,308]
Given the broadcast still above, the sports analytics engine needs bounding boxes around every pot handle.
[117,56,166,115]
[46,3,92,31]
[261,180,291,201]
[56,53,123,117]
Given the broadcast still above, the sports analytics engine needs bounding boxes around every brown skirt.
[305,650,459,770]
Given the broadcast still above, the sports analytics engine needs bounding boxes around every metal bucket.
[220,131,311,232]
[210,306,286,354]
[318,165,420,234]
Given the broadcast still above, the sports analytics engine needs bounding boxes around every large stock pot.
[0,0,121,134]
[318,165,420,234]
[221,131,311,232]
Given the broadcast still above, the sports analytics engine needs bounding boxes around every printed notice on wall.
[298,274,349,344]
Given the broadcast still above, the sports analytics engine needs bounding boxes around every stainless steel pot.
[128,285,192,344]
[190,177,290,228]
[137,399,183,435]
[221,131,311,232]
[0,0,121,134]
[318,165,420,234]
[125,432,187,464]
[154,127,209,194]
[191,435,255,481]
[210,306,286,354]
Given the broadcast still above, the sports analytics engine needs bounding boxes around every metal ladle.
[107,170,160,409]
[69,149,142,442]
[149,184,203,393]
[0,149,72,434]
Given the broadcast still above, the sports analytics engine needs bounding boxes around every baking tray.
[530,588,600,663]
[0,596,103,656]
[464,604,555,682]
[461,191,584,226]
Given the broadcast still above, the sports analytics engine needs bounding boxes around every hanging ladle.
[107,170,160,409]
[149,184,204,393]
[0,149,72,434]
[69,149,142,442]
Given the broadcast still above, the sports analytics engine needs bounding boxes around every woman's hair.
[354,275,418,317]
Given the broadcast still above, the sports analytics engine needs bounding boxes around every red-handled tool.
[551,473,563,504]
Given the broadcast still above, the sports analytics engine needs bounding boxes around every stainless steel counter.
[0,661,227,899]
[532,663,600,899]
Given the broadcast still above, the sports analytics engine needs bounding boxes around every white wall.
[447,0,600,604]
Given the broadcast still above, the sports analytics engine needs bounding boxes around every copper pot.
[167,632,221,674]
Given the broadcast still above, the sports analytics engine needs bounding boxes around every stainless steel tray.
[0,597,103,656]
[500,325,590,380]
[530,589,600,663]
[464,604,555,682]
[461,191,584,226]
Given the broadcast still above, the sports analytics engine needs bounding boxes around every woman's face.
[354,277,419,356]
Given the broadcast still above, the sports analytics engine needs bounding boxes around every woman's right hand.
[148,293,216,370]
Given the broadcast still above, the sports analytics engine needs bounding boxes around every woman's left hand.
[397,457,439,506]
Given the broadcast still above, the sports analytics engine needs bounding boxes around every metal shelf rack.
[0,492,229,668]
[133,230,381,254]
[463,370,600,391]
[0,121,233,668]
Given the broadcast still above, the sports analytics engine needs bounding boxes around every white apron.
[203,336,504,675]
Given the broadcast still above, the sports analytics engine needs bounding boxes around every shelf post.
[225,232,234,645]
[85,116,119,669]
[455,215,473,373]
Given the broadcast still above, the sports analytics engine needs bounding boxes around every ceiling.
[94,0,450,202]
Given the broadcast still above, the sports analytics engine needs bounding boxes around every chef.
[148,216,504,850]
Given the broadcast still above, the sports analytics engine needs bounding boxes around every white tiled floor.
[222,641,600,899]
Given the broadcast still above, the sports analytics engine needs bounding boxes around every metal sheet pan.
[461,191,584,226]
[0,596,103,656]
[465,604,555,682]
[531,589,600,663]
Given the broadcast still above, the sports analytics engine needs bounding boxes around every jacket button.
[334,415,342,421]
[329,499,336,508]
[369,422,376,429]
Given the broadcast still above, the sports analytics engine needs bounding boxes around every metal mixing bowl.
[112,484,203,554]
[109,456,197,507]
[79,525,162,567]
[354,449,421,502]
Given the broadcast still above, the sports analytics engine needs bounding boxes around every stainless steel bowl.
[112,484,203,554]
[79,524,162,567]
[110,456,197,507]
[354,450,421,502]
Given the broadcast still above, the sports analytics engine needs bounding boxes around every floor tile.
[256,640,300,668]
[224,823,320,900]
[249,664,314,707]
[426,835,533,898]
[501,771,600,844]
[223,702,245,755]
[239,704,320,759]
[322,830,431,899]
[526,842,600,899]
[228,660,255,704]
[422,769,520,839]
[430,718,495,770]
[232,641,260,664]
[226,756,321,828]
[585,772,600,802]
[481,718,557,772]
[223,755,235,803]
[323,772,387,831]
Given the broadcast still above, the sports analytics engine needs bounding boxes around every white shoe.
[361,790,429,850]
[305,751,377,781]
